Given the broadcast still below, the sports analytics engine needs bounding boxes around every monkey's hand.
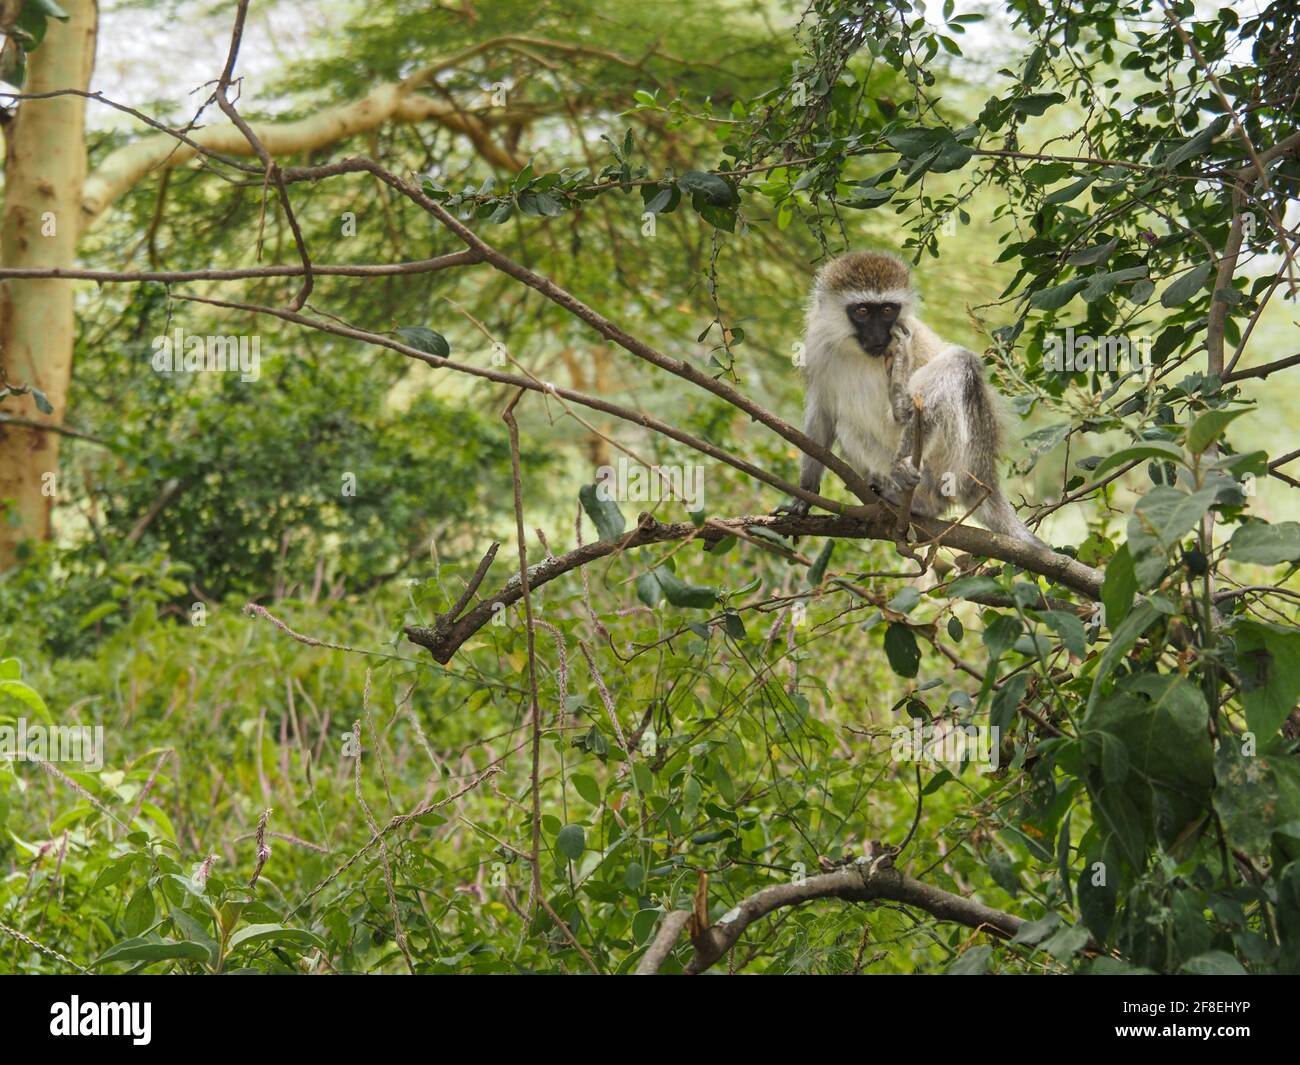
[890,456,922,494]
[886,323,916,424]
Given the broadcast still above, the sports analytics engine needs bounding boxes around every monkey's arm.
[777,395,835,517]
[885,321,915,425]
[886,324,923,494]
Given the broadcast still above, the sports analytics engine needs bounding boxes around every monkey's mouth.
[856,338,890,358]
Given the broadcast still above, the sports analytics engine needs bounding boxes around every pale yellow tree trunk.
[0,0,96,569]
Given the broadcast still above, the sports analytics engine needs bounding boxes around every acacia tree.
[0,0,772,567]
[2,0,1299,975]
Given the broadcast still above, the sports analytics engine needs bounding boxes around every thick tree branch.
[0,249,480,283]
[634,862,1024,975]
[405,510,1103,663]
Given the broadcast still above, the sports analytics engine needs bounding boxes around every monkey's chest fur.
[807,338,967,510]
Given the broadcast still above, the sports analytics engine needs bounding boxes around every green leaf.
[1029,278,1088,311]
[30,387,53,415]
[1229,522,1300,565]
[1066,238,1119,267]
[633,908,664,945]
[1186,408,1248,454]
[1078,844,1118,941]
[1056,810,1074,907]
[643,186,675,214]
[123,885,155,937]
[635,571,663,608]
[94,936,210,968]
[91,855,140,893]
[1087,675,1213,846]
[556,824,586,861]
[1101,543,1136,627]
[578,483,626,543]
[1087,601,1160,712]
[841,185,893,208]
[884,127,949,157]
[1081,266,1148,302]
[946,575,1002,599]
[808,539,834,585]
[77,601,119,630]
[394,326,450,358]
[1161,115,1230,168]
[1234,621,1300,739]
[1011,914,1061,946]
[0,678,52,723]
[571,774,601,806]
[653,566,718,609]
[883,623,921,678]
[676,171,735,206]
[1041,923,1091,960]
[1011,92,1066,116]
[1127,485,1219,588]
[982,614,1021,659]
[1113,676,1210,780]
[1043,175,1095,204]
[888,587,921,614]
[1092,441,1185,479]
[531,192,566,217]
[1160,262,1212,307]
[227,923,326,954]
[991,673,1028,734]
[1040,610,1086,658]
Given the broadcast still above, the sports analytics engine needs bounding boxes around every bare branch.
[1224,352,1300,383]
[634,862,1024,975]
[405,510,1103,663]
[0,249,480,284]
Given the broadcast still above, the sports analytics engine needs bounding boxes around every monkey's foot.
[773,498,811,519]
[890,457,921,493]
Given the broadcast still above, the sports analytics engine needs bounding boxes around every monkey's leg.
[777,394,836,518]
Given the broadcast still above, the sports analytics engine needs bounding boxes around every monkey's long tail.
[976,494,1050,552]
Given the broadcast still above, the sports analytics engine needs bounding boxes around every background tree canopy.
[0,0,1297,978]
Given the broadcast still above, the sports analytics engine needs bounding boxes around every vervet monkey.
[784,251,1048,549]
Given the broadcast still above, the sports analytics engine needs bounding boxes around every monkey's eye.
[848,303,872,322]
[880,303,899,317]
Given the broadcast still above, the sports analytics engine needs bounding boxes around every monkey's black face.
[846,301,901,356]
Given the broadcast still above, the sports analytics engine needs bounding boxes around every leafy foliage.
[3,0,1300,976]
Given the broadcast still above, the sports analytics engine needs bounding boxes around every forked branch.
[634,862,1024,975]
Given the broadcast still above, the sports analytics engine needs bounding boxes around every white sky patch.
[90,0,332,130]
